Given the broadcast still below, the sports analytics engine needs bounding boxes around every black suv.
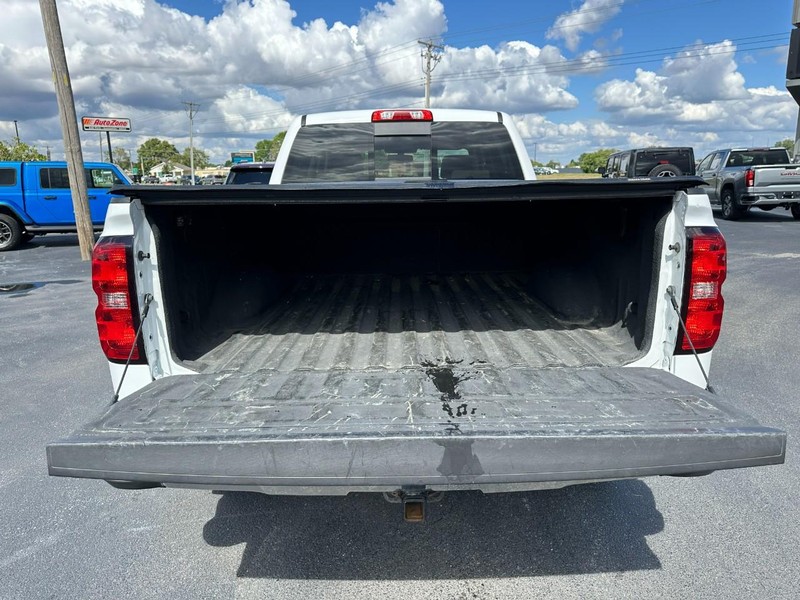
[599,147,695,178]
[224,162,275,184]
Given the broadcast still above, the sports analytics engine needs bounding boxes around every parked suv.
[600,147,695,178]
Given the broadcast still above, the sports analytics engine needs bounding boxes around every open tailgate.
[47,367,785,488]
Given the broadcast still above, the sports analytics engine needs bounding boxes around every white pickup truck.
[47,109,784,518]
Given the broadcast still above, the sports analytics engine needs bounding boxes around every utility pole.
[182,101,200,184]
[418,39,444,108]
[39,0,94,260]
[13,120,19,140]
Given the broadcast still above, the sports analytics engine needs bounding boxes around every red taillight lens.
[675,227,726,354]
[371,109,433,122]
[92,237,145,363]
[745,168,755,188]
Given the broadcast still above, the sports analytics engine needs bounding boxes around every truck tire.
[720,188,743,221]
[648,164,682,177]
[791,204,800,220]
[0,214,23,251]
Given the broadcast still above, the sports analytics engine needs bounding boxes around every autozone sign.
[81,116,132,132]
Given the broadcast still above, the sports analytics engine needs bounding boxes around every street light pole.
[13,120,19,140]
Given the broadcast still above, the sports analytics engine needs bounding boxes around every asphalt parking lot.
[0,209,798,599]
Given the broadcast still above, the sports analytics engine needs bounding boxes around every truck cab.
[0,161,130,251]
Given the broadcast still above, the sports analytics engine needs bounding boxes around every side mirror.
[596,166,607,176]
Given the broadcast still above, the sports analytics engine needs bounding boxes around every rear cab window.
[282,121,525,183]
[0,168,17,186]
[726,149,790,167]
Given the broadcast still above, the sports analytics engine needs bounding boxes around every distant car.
[225,162,275,184]
[200,175,225,185]
[533,166,558,175]
[599,147,695,178]
[142,176,159,184]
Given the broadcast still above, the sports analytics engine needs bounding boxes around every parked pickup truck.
[46,109,784,518]
[0,161,130,251]
[697,147,800,220]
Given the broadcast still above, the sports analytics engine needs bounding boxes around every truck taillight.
[745,168,755,188]
[92,237,145,363]
[371,109,433,122]
[675,227,726,354]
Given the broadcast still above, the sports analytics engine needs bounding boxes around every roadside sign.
[231,151,255,164]
[81,116,132,132]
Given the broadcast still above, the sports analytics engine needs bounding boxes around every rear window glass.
[0,168,16,186]
[632,150,695,176]
[226,170,274,184]
[39,167,71,189]
[726,150,790,167]
[282,121,524,183]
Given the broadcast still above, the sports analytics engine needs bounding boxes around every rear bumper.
[48,427,784,489]
[743,191,800,205]
[47,367,786,491]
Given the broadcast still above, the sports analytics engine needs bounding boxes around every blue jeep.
[0,161,130,251]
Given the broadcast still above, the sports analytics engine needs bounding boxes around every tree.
[0,138,47,161]
[137,138,179,173]
[546,159,560,169]
[180,147,210,169]
[268,131,286,160]
[254,139,271,162]
[774,138,794,152]
[577,148,618,173]
[255,132,287,162]
[530,160,544,167]
[112,147,132,170]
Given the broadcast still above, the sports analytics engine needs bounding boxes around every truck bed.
[185,272,637,374]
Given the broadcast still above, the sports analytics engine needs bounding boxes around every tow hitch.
[383,487,444,523]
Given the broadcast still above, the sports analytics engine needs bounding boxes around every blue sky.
[0,0,795,164]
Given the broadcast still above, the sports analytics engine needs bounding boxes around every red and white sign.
[81,116,132,132]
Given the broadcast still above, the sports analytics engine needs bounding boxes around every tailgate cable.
[666,286,715,394]
[112,293,153,403]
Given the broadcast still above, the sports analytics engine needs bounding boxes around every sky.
[0,0,796,166]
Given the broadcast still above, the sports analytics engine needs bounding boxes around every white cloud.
[546,0,626,52]
[662,40,747,103]
[594,40,796,140]
[436,42,579,112]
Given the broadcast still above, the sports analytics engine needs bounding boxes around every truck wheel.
[0,214,23,251]
[720,188,743,221]
[791,204,800,220]
[648,164,682,177]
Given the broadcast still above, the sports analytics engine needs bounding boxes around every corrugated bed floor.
[187,272,640,374]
